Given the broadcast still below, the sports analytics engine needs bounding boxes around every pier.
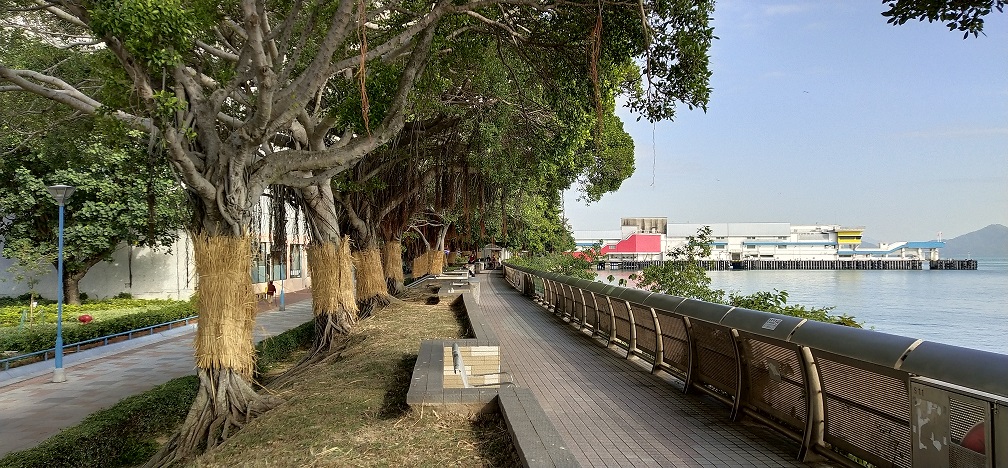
[598,258,980,271]
[929,259,978,270]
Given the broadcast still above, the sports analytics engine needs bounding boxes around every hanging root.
[144,368,280,467]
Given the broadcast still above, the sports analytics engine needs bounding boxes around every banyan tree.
[2,0,713,462]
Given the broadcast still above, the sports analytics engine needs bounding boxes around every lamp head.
[47,185,75,205]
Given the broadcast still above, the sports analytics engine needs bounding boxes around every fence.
[1,316,198,371]
[503,263,1007,468]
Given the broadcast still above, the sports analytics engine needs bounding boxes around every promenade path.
[480,271,833,468]
[0,290,313,456]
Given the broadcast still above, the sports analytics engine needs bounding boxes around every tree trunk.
[300,183,357,358]
[353,239,391,318]
[382,237,405,296]
[428,249,446,275]
[63,271,82,305]
[306,240,357,355]
[145,234,278,467]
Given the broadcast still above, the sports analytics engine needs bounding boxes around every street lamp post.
[47,184,74,383]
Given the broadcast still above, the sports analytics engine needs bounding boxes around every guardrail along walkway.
[480,272,829,467]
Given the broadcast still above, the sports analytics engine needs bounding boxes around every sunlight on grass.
[193,294,517,467]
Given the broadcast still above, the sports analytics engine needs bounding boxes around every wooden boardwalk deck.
[480,272,833,468]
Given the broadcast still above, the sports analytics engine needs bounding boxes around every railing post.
[605,296,617,346]
[729,329,745,422]
[626,300,636,359]
[650,307,663,374]
[681,316,695,393]
[798,346,824,461]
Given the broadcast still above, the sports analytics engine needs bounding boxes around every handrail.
[451,342,471,388]
[1,316,198,371]
[503,262,1008,468]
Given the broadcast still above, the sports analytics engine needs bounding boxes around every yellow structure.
[836,227,865,245]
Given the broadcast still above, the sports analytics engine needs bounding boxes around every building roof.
[602,233,662,254]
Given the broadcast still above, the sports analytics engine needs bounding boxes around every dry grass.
[190,293,517,467]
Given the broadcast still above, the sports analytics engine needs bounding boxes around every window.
[747,245,756,249]
[252,242,269,283]
[715,245,725,249]
[746,236,756,240]
[778,245,787,249]
[290,244,302,278]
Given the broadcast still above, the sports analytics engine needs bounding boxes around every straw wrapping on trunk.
[307,238,358,320]
[354,245,387,301]
[192,235,256,379]
[428,249,445,275]
[382,239,404,295]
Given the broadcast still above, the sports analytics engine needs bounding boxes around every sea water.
[600,258,1008,355]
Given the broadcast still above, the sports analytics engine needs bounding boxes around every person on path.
[266,280,277,304]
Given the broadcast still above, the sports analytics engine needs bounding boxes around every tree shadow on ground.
[378,353,417,419]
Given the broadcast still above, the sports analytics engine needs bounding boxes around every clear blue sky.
[564,1,1007,242]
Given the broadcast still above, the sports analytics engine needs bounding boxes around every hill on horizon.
[940,224,1008,259]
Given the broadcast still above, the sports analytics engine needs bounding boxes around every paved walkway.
[0,290,313,456]
[480,272,832,468]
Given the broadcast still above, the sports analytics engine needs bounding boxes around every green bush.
[0,302,196,354]
[0,375,200,468]
[0,298,181,327]
[507,252,596,280]
[255,320,314,377]
[0,320,315,468]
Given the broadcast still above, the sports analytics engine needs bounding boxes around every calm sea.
[600,258,1008,355]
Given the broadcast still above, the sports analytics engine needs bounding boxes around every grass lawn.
[193,290,517,467]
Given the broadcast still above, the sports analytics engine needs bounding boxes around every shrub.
[0,375,200,468]
[254,320,314,377]
[0,302,196,354]
[0,320,315,468]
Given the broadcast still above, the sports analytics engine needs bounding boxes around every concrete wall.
[1,232,312,301]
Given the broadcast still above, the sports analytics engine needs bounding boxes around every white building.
[1,192,312,301]
[574,218,944,263]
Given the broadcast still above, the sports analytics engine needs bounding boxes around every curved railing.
[503,263,1007,468]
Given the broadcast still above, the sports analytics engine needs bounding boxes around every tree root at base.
[143,368,280,467]
[356,293,392,319]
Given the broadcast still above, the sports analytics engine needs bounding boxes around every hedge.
[0,302,196,355]
[0,298,179,327]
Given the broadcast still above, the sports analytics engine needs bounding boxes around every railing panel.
[571,287,587,326]
[814,353,912,468]
[655,312,690,379]
[596,294,614,339]
[610,299,633,347]
[629,303,657,358]
[563,284,576,320]
[737,334,808,436]
[690,320,739,401]
[583,292,599,331]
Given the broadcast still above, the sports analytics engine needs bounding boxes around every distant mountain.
[940,224,1008,259]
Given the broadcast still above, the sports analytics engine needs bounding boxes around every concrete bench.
[405,288,577,467]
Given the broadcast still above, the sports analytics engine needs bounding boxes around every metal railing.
[504,263,1008,468]
[1,316,198,371]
